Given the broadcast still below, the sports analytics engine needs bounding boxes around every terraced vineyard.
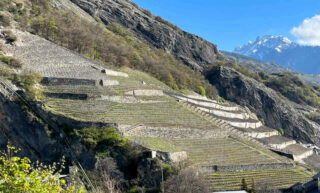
[101,98,216,128]
[205,168,312,191]
[173,138,285,166]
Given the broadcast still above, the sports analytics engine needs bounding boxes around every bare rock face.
[208,66,318,145]
[0,92,61,163]
[70,0,219,70]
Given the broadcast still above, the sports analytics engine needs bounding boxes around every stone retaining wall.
[43,92,88,100]
[293,150,314,161]
[119,125,230,139]
[199,163,294,173]
[96,95,166,104]
[41,77,99,86]
[176,95,239,111]
[99,79,119,86]
[125,90,164,96]
[246,130,279,139]
[228,120,262,129]
[198,106,249,119]
[269,140,296,150]
[101,69,128,77]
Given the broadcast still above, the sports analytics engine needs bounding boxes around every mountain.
[234,35,320,74]
[222,51,320,85]
[2,0,320,192]
[69,0,219,70]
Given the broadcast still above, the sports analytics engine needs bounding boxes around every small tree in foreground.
[0,145,85,193]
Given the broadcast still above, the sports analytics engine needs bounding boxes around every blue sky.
[132,0,320,51]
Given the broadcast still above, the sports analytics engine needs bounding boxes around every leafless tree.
[164,169,210,193]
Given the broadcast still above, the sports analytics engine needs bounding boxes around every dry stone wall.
[119,125,230,139]
[41,77,99,86]
[125,90,164,96]
[43,92,88,100]
[199,163,294,173]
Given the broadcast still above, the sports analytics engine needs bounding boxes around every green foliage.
[0,14,10,27]
[260,118,265,126]
[278,128,284,135]
[199,86,206,96]
[127,186,144,193]
[0,56,22,68]
[265,72,320,107]
[74,127,129,153]
[0,145,84,193]
[162,163,180,180]
[10,72,44,101]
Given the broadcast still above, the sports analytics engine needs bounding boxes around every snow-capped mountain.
[234,35,320,74]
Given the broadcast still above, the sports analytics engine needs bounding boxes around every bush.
[0,13,10,27]
[0,145,84,192]
[278,128,284,135]
[0,56,22,68]
[11,72,44,101]
[199,86,206,96]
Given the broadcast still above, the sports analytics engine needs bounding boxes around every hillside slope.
[70,0,220,70]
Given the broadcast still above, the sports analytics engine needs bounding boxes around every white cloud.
[291,15,320,46]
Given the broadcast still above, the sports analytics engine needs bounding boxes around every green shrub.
[0,145,84,192]
[260,118,265,125]
[278,128,284,135]
[11,72,44,101]
[74,127,129,152]
[127,186,144,193]
[199,86,206,96]
[0,56,22,68]
[0,13,10,27]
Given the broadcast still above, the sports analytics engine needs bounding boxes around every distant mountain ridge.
[234,35,320,74]
[222,50,320,85]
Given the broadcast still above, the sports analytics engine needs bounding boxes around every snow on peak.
[234,35,296,56]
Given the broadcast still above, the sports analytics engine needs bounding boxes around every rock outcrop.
[208,66,317,145]
[69,0,219,70]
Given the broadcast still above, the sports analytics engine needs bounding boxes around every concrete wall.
[199,163,294,173]
[41,77,98,86]
[125,90,164,96]
[101,69,128,77]
[119,125,230,139]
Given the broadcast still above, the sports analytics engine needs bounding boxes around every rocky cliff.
[70,0,219,70]
[0,91,61,163]
[208,66,320,145]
